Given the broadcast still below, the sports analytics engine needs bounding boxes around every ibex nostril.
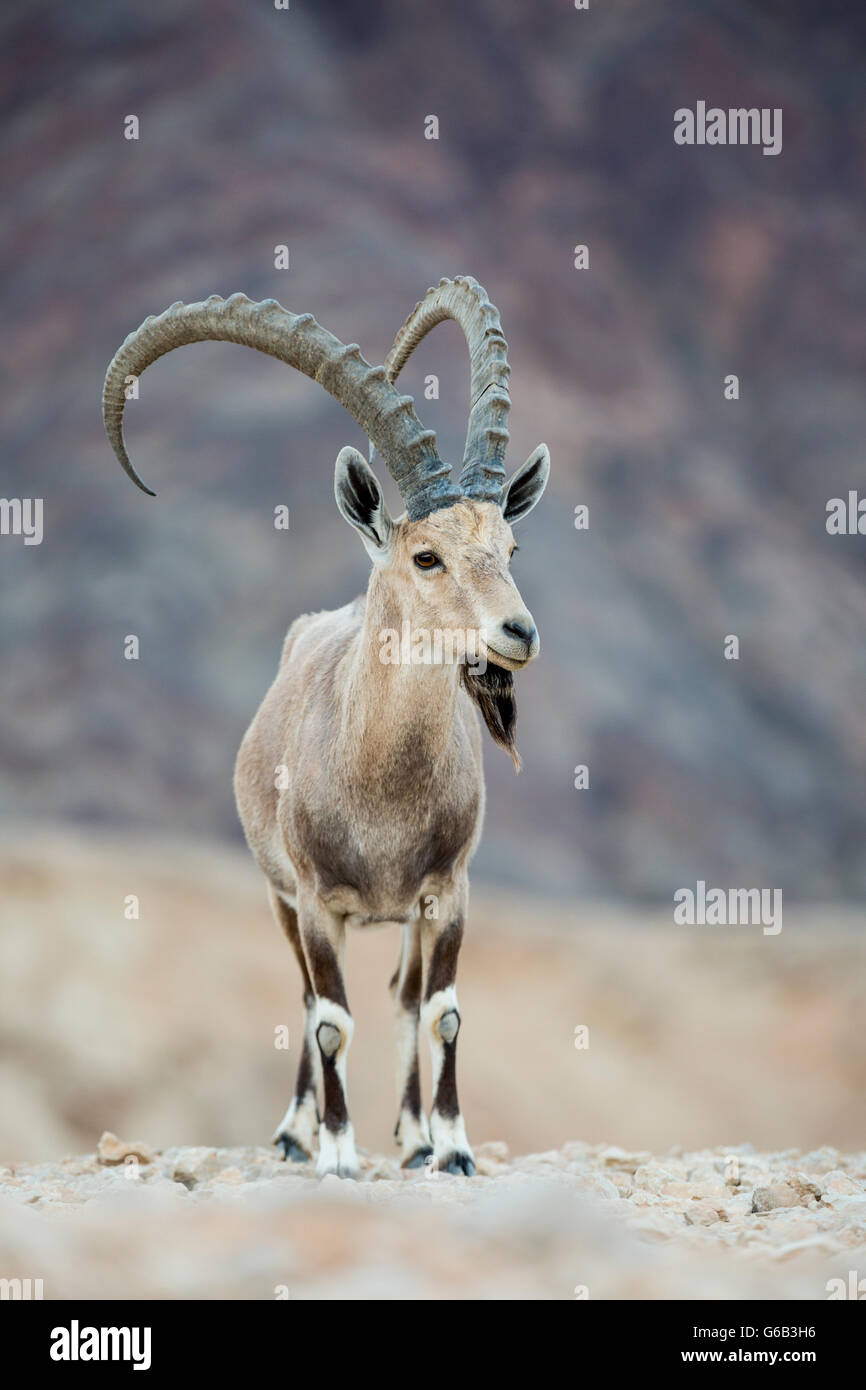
[502,618,536,646]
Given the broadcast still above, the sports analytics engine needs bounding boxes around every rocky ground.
[1,1133,864,1300]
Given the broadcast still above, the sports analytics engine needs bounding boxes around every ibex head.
[334,445,547,672]
[103,277,549,752]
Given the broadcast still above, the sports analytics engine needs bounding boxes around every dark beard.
[461,662,520,770]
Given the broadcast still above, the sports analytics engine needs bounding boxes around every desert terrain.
[2,1134,865,1300]
[0,830,864,1298]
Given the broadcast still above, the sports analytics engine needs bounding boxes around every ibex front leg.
[269,886,321,1162]
[390,920,433,1168]
[420,890,475,1177]
[299,897,359,1180]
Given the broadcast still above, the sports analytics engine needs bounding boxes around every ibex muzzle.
[103,275,549,1178]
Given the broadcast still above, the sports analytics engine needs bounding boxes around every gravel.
[1,1134,864,1299]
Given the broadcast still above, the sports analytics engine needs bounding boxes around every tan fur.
[234,500,535,923]
[232,494,541,1173]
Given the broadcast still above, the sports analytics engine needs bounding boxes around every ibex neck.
[344,571,462,772]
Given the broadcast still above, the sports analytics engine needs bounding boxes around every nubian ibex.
[103,276,549,1178]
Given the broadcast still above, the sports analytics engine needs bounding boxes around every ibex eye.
[414,551,440,570]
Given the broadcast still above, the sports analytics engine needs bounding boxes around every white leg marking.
[273,1092,319,1154]
[430,1111,471,1163]
[420,987,474,1171]
[396,1107,432,1159]
[314,998,359,1179]
[393,1000,418,1102]
[392,1005,431,1156]
[316,1122,359,1180]
[273,998,321,1156]
[421,987,458,1095]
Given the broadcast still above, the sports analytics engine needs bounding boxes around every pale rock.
[170,1147,224,1186]
[362,1156,398,1181]
[630,1189,662,1208]
[475,1156,507,1177]
[799,1147,842,1174]
[476,1140,510,1162]
[583,1175,621,1200]
[214,1167,245,1184]
[683,1200,724,1227]
[820,1171,861,1198]
[663,1179,728,1200]
[600,1146,652,1173]
[784,1172,823,1202]
[753,1183,814,1212]
[607,1170,634,1196]
[630,1208,685,1238]
[633,1163,680,1194]
[821,1195,866,1223]
[97,1131,155,1166]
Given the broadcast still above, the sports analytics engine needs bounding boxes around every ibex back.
[103,276,550,1177]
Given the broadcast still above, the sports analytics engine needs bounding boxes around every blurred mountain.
[1,0,865,899]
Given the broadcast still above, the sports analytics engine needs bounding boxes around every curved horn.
[384,275,511,505]
[102,293,462,519]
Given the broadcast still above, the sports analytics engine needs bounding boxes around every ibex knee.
[422,990,460,1045]
[437,1009,460,1044]
[316,1022,342,1058]
[314,1002,353,1060]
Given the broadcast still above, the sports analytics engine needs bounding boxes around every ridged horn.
[102,293,462,519]
[384,275,511,505]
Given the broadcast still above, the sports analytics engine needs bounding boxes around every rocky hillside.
[1,1,866,897]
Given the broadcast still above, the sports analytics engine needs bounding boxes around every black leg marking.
[319,1051,349,1130]
[305,929,352,1141]
[422,914,474,1178]
[433,1035,460,1120]
[293,991,316,1102]
[392,923,432,1167]
[424,917,463,1000]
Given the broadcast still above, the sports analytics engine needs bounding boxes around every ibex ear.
[334,446,394,561]
[501,444,550,524]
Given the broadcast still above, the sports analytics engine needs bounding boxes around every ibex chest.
[283,739,483,919]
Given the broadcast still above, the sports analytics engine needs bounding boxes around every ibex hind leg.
[390,920,433,1169]
[268,886,320,1163]
[420,898,475,1177]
